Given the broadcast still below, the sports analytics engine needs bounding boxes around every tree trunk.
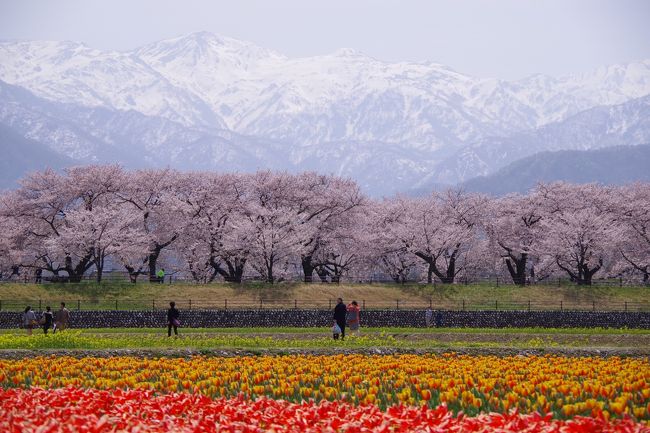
[415,253,437,284]
[267,265,274,284]
[316,266,330,283]
[221,258,246,283]
[301,256,314,283]
[581,262,602,286]
[148,250,159,283]
[64,253,93,283]
[125,265,143,283]
[95,254,104,283]
[505,253,527,286]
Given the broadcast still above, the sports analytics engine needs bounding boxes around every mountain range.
[1,32,649,195]
[461,144,650,195]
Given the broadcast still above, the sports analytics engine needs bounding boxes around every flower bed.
[1,354,648,421]
[1,387,648,433]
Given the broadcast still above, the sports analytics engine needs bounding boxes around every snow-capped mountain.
[1,32,650,194]
[420,94,650,186]
[0,79,440,194]
[0,39,223,128]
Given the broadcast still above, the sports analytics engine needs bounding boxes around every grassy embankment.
[0,281,648,311]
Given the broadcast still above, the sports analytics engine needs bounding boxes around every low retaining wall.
[1,309,649,329]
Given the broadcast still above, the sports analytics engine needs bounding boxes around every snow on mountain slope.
[1,32,650,195]
[0,39,224,128]
[0,79,437,195]
[415,94,650,187]
[2,33,650,151]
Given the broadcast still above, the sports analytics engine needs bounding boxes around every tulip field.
[0,352,649,432]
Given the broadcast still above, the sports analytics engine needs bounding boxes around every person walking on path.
[22,306,37,335]
[53,302,70,333]
[346,301,361,336]
[333,298,347,340]
[41,306,54,334]
[167,301,180,337]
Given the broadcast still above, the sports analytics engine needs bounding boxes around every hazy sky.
[1,0,648,80]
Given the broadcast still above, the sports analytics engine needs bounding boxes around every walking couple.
[332,298,360,340]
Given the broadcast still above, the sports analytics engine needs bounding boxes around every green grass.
[1,327,647,351]
[0,280,648,311]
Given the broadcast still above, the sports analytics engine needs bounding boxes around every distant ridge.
[461,144,650,196]
[0,123,72,189]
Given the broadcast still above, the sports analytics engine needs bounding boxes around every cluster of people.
[332,298,361,340]
[22,302,70,335]
[20,301,180,337]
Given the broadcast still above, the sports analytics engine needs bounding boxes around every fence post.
[429,298,432,309]
[496,277,499,287]
[560,301,563,311]
[495,300,498,310]
[77,299,80,311]
[169,275,172,285]
[396,299,399,310]
[362,300,366,310]
[225,299,228,310]
[462,299,465,311]
[189,299,192,310]
[625,301,627,312]
[260,299,263,310]
[294,299,297,309]
[593,301,595,312]
[39,299,42,311]
[152,299,155,310]
[115,300,118,310]
[528,300,531,312]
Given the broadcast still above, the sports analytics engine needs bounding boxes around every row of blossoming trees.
[0,166,649,285]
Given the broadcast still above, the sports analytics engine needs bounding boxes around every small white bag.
[332,323,341,334]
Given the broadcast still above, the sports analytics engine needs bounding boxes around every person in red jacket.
[346,300,361,335]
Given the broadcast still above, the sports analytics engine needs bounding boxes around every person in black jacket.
[42,306,54,334]
[333,297,347,340]
[167,301,180,337]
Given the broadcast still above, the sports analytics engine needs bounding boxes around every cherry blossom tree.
[3,164,649,287]
[116,168,183,282]
[239,171,302,283]
[364,199,419,283]
[0,169,92,281]
[52,205,145,282]
[483,192,545,285]
[0,166,126,282]
[537,183,618,285]
[290,173,366,283]
[0,210,22,280]
[173,172,250,283]
[611,183,650,283]
[384,191,486,284]
[310,217,368,283]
